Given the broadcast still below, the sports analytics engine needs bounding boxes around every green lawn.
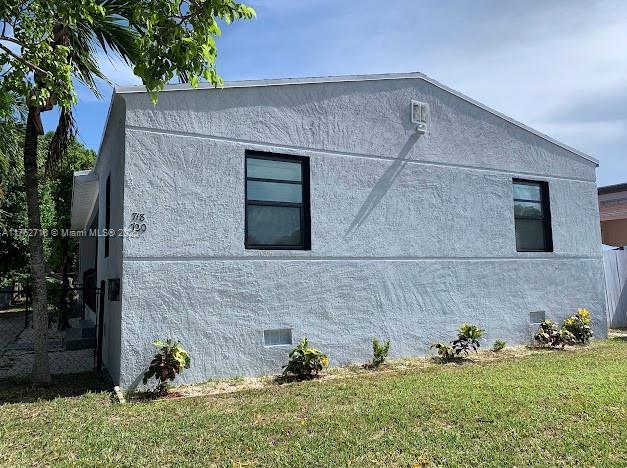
[1,338,626,467]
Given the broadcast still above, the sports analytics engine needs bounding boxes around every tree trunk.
[23,106,51,386]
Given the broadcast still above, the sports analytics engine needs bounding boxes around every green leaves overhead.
[130,0,255,102]
[1,0,255,109]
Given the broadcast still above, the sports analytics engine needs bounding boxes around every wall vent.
[411,100,428,133]
[530,310,546,323]
[263,328,292,346]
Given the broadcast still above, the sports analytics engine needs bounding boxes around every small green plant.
[143,339,191,395]
[452,323,485,356]
[371,338,391,368]
[282,337,329,379]
[562,308,593,344]
[534,320,575,349]
[492,340,506,352]
[430,342,456,361]
[431,324,485,361]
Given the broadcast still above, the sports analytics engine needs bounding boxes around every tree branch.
[0,34,23,47]
[0,42,48,76]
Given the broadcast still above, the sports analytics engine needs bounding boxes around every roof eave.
[71,170,99,230]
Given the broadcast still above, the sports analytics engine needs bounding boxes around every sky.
[42,0,627,186]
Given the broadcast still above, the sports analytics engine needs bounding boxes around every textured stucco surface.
[122,78,596,182]
[84,95,126,383]
[119,258,606,388]
[100,76,606,388]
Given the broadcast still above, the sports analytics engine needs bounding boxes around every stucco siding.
[122,78,597,182]
[95,96,126,383]
[119,257,605,388]
[122,131,601,259]
[111,77,605,388]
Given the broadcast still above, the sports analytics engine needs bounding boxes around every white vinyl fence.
[604,249,627,328]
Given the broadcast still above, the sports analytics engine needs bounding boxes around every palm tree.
[22,3,139,385]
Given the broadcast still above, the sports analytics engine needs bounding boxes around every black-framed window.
[513,179,553,252]
[104,174,111,258]
[245,151,310,250]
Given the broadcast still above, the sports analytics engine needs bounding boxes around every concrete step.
[64,337,96,351]
[65,325,96,340]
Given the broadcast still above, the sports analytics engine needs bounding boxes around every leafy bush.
[282,337,329,379]
[452,323,485,356]
[430,342,456,361]
[492,340,506,352]
[371,338,391,368]
[562,308,593,344]
[143,339,191,395]
[534,320,575,349]
[431,323,485,361]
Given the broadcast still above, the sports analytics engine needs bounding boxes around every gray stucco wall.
[93,95,126,383]
[113,77,605,388]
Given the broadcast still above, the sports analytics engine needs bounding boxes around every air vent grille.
[263,328,292,346]
[530,310,546,323]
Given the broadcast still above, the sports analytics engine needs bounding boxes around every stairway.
[64,319,96,350]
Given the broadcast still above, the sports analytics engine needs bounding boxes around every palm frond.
[46,108,75,176]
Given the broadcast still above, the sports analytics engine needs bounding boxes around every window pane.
[513,183,541,201]
[247,180,302,203]
[247,205,302,246]
[247,158,301,181]
[514,201,543,219]
[515,219,546,251]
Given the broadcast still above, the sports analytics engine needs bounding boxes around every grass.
[1,338,626,467]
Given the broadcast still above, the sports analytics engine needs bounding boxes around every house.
[598,183,627,248]
[70,72,607,389]
[598,183,627,327]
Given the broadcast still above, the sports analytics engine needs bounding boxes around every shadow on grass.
[272,374,323,385]
[0,371,112,405]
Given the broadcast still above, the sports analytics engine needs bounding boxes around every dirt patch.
[126,340,605,403]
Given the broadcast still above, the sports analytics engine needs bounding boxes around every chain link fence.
[0,283,101,382]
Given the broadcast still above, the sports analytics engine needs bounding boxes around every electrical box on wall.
[108,278,120,301]
[411,100,429,133]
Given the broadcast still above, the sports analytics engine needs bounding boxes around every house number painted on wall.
[129,212,147,233]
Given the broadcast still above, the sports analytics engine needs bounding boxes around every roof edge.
[113,71,598,167]
[598,182,627,195]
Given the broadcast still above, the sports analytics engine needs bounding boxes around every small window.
[513,179,553,252]
[104,174,111,258]
[245,152,310,249]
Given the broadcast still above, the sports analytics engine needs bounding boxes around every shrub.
[492,340,506,352]
[143,339,191,395]
[430,342,456,361]
[371,338,391,368]
[431,323,485,361]
[452,323,485,356]
[562,308,593,344]
[534,320,575,349]
[282,337,329,379]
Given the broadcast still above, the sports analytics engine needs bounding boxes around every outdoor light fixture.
[411,99,429,133]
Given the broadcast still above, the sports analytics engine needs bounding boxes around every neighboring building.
[598,183,627,328]
[598,183,627,248]
[71,72,607,389]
